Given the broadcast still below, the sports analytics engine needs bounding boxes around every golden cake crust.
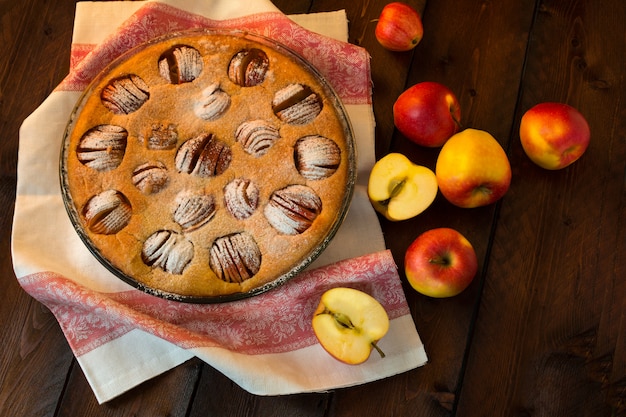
[61,30,355,301]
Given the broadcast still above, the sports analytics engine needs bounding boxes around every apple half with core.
[312,287,390,365]
[436,128,511,208]
[519,102,591,170]
[375,2,424,52]
[405,228,478,298]
[368,153,438,221]
[393,82,462,147]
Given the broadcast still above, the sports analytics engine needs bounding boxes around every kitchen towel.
[12,0,427,403]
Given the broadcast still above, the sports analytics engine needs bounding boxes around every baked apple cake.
[60,29,355,302]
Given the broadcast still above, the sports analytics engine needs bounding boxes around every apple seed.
[378,178,407,206]
[332,311,355,329]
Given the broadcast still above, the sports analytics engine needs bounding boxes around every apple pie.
[60,29,355,302]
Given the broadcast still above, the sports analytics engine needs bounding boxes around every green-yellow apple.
[435,128,511,208]
[393,82,461,147]
[312,287,390,365]
[404,228,478,298]
[375,2,423,52]
[519,102,591,170]
[368,153,438,221]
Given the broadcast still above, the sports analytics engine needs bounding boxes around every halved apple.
[312,287,390,365]
[368,153,438,221]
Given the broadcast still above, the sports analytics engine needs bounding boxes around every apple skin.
[393,82,461,147]
[404,228,478,298]
[368,153,438,221]
[519,102,591,170]
[435,128,511,208]
[375,2,424,52]
[312,287,390,365]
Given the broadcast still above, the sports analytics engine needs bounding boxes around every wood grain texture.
[1,0,624,416]
[56,360,202,417]
[456,1,626,416]
[189,366,330,417]
[0,1,79,416]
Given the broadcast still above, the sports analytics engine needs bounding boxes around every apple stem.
[371,341,386,358]
[429,256,451,267]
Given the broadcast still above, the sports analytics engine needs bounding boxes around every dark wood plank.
[456,1,626,416]
[56,359,202,417]
[188,366,330,417]
[272,0,313,15]
[329,1,537,416]
[0,298,75,417]
[0,1,80,416]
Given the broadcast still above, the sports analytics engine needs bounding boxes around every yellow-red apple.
[375,2,424,52]
[368,153,438,221]
[404,228,478,298]
[393,82,461,147]
[435,128,511,208]
[519,102,590,170]
[312,287,389,365]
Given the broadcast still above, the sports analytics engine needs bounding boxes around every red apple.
[375,2,424,52]
[519,102,591,170]
[404,228,478,298]
[393,81,461,147]
[435,128,511,208]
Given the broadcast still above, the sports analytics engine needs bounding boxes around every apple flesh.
[312,287,390,365]
[375,2,424,52]
[435,128,511,208]
[368,153,438,221]
[519,102,590,170]
[393,82,461,147]
[405,228,478,298]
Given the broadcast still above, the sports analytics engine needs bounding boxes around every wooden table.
[2,0,625,415]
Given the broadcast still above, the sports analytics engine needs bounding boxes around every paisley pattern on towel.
[21,251,408,356]
[58,4,371,105]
